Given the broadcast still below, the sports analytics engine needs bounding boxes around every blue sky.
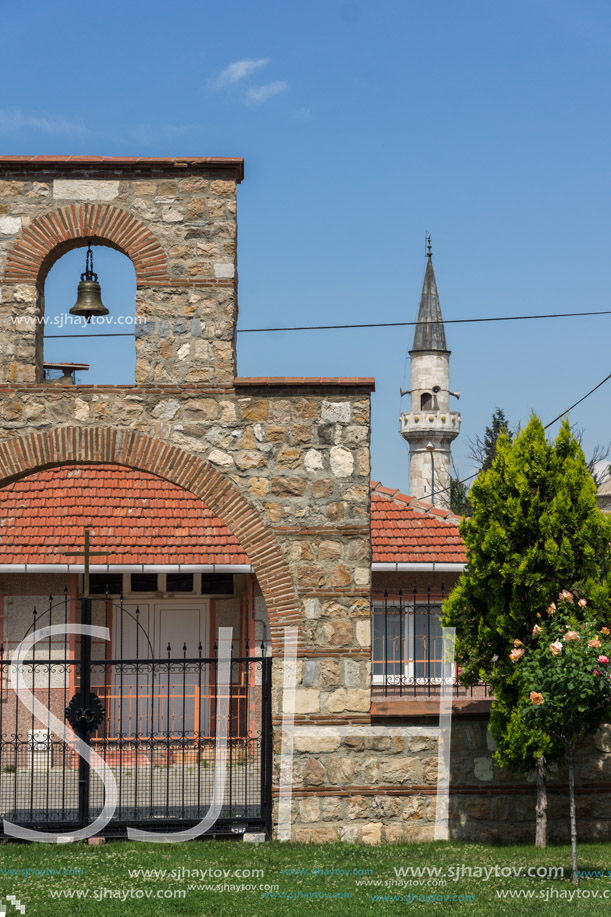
[7,0,611,493]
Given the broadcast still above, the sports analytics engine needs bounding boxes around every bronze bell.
[69,245,109,323]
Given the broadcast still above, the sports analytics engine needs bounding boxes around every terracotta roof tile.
[0,465,249,566]
[0,469,465,567]
[370,481,465,564]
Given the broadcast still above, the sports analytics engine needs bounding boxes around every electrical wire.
[237,309,611,334]
[42,308,611,338]
[418,369,611,504]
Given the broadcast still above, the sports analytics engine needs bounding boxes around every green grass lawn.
[0,839,610,916]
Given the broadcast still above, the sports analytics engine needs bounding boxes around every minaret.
[400,239,461,509]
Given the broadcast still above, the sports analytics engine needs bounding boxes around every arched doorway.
[0,461,275,838]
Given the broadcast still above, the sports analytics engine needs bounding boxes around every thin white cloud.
[216,58,269,88]
[0,109,89,137]
[246,81,288,105]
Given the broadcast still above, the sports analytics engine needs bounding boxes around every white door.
[108,600,209,738]
[154,602,210,740]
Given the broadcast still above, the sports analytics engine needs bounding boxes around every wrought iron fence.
[371,588,490,699]
[0,593,273,838]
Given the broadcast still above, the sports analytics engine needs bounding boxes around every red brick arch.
[0,426,300,648]
[3,204,169,285]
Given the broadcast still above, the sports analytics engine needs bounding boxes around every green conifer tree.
[442,415,611,846]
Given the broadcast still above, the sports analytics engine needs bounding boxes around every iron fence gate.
[0,592,272,838]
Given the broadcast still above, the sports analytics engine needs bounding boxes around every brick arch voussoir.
[0,427,300,649]
[2,204,169,285]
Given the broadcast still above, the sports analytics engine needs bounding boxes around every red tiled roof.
[0,466,249,566]
[370,481,466,564]
[0,468,465,566]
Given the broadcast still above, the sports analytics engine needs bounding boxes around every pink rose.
[578,598,587,607]
[532,624,542,636]
[594,670,602,676]
[598,656,609,665]
[550,640,563,656]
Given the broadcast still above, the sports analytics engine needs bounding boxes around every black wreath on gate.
[65,691,105,733]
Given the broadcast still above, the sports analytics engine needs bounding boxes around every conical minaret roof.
[410,250,450,353]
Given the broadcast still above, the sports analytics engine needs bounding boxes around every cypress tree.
[443,415,611,845]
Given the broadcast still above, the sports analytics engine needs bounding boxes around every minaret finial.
[426,233,432,259]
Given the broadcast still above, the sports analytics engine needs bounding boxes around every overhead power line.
[237,309,611,334]
[419,369,611,504]
[42,308,611,339]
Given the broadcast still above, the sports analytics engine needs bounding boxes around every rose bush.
[513,592,611,885]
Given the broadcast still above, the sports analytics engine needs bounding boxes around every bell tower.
[400,240,460,508]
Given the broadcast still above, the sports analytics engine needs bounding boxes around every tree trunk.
[535,754,548,848]
[567,744,579,886]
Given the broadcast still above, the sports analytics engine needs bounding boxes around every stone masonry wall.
[0,160,380,840]
[286,717,611,843]
[0,162,240,385]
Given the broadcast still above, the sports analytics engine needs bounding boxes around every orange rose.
[578,598,587,607]
[532,624,542,636]
[513,639,523,647]
[547,603,556,615]
[530,692,544,706]
[602,627,610,636]
[588,638,601,649]
[550,640,563,656]
[509,647,525,662]
[560,590,574,603]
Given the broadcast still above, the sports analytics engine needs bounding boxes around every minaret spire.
[400,244,461,509]
[411,239,448,353]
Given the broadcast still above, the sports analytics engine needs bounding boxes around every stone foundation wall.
[284,716,611,843]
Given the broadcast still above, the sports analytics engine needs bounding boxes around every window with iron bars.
[371,588,450,690]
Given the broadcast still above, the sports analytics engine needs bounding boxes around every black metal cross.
[60,528,109,597]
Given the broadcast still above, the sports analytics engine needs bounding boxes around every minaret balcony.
[400,410,461,437]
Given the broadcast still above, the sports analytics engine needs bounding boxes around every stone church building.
[0,157,607,844]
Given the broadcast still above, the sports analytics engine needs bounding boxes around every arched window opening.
[42,246,136,384]
[420,392,432,410]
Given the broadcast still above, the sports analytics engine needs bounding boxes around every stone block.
[356,620,371,647]
[304,757,325,786]
[53,180,119,201]
[299,797,321,823]
[294,826,338,843]
[340,825,359,842]
[330,446,354,478]
[361,823,382,845]
[326,756,357,785]
[294,689,320,714]
[0,216,22,234]
[304,449,324,471]
[474,757,493,782]
[321,401,351,424]
[347,796,369,820]
[326,687,369,713]
[294,734,341,754]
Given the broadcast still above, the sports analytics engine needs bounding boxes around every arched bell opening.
[40,244,136,384]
